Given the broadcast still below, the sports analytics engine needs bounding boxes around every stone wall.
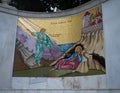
[0,0,120,93]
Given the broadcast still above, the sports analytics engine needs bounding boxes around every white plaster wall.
[0,12,18,89]
[0,90,120,93]
[0,0,120,92]
[102,0,120,89]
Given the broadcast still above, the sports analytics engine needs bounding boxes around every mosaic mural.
[13,6,105,77]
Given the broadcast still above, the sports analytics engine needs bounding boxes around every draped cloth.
[32,32,54,63]
[55,53,82,70]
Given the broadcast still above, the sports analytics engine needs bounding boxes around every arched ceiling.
[9,0,92,12]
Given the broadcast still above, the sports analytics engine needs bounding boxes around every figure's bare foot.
[33,62,37,65]
[32,62,41,66]
[31,62,38,68]
[50,68,58,71]
[37,63,41,67]
[50,68,55,71]
[72,70,76,72]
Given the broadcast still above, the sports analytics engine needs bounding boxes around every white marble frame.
[1,0,120,90]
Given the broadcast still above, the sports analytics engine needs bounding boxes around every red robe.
[55,57,80,70]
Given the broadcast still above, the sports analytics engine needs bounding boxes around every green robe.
[32,32,53,63]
